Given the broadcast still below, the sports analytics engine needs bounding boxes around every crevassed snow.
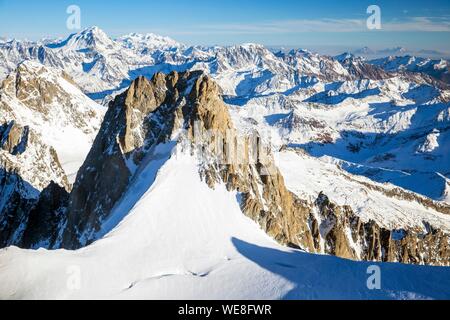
[1,151,450,300]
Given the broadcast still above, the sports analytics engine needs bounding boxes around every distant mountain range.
[352,46,450,59]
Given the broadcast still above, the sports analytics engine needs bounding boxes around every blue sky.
[1,0,449,52]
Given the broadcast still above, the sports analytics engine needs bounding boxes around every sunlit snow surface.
[1,152,449,300]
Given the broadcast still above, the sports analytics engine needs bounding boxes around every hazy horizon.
[1,0,449,55]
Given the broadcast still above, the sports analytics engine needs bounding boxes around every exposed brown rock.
[0,121,28,155]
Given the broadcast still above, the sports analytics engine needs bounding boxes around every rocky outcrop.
[0,121,28,155]
[0,168,36,247]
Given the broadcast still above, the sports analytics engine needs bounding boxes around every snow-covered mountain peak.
[15,59,49,76]
[57,26,115,51]
[221,43,275,58]
[353,47,376,56]
[334,52,357,62]
[287,48,315,57]
[239,43,266,50]
[0,61,105,248]
[117,32,183,51]
[384,46,408,55]
[11,60,80,87]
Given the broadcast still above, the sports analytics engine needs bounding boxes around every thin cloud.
[383,17,450,32]
[161,16,450,35]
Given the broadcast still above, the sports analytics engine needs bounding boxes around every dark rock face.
[61,71,205,248]
[0,167,69,249]
[0,121,28,155]
[20,182,69,249]
[0,169,36,247]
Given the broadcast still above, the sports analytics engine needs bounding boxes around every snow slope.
[1,150,450,300]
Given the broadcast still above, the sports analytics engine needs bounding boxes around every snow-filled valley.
[1,26,450,300]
